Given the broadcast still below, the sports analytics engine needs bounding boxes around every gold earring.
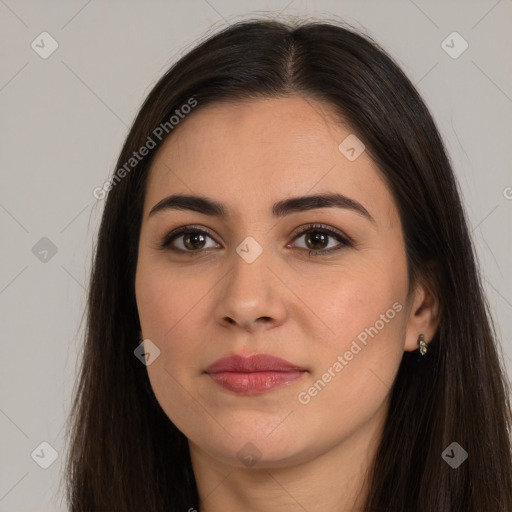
[418,334,428,355]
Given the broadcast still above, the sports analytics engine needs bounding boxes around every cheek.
[135,258,203,394]
[312,254,407,347]
[135,256,207,341]
[296,261,408,423]
[330,277,404,342]
[135,260,211,438]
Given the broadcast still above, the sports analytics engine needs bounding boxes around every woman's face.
[135,96,422,469]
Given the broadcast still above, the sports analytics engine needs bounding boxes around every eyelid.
[289,223,353,246]
[160,224,221,249]
[160,222,353,253]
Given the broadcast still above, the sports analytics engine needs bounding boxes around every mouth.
[204,354,307,395]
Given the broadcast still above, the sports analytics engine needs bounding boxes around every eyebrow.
[148,192,374,223]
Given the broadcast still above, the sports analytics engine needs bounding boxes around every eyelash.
[160,223,353,257]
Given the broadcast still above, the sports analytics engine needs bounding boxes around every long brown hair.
[64,19,512,511]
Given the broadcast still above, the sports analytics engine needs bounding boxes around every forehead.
[151,96,347,172]
[143,96,396,224]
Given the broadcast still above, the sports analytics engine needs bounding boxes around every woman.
[65,19,512,511]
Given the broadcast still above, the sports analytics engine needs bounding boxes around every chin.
[191,427,317,470]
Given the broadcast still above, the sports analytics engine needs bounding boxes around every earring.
[418,334,428,356]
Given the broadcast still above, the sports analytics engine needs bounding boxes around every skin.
[135,96,440,511]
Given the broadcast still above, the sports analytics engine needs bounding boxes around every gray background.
[0,1,510,510]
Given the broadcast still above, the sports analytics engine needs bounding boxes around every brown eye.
[303,231,330,250]
[291,224,352,256]
[161,227,220,252]
[182,232,207,250]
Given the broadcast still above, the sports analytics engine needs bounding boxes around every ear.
[404,273,441,352]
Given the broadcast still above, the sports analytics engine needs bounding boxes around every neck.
[189,399,388,512]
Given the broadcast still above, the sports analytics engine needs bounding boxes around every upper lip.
[205,354,306,373]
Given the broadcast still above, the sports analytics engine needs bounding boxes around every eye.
[289,223,352,256]
[160,223,352,256]
[160,225,220,252]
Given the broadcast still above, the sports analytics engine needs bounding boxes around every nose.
[213,248,288,332]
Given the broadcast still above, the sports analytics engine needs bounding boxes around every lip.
[205,354,307,395]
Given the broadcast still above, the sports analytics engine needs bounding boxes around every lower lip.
[207,371,306,394]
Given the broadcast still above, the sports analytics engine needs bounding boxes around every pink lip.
[205,354,307,395]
